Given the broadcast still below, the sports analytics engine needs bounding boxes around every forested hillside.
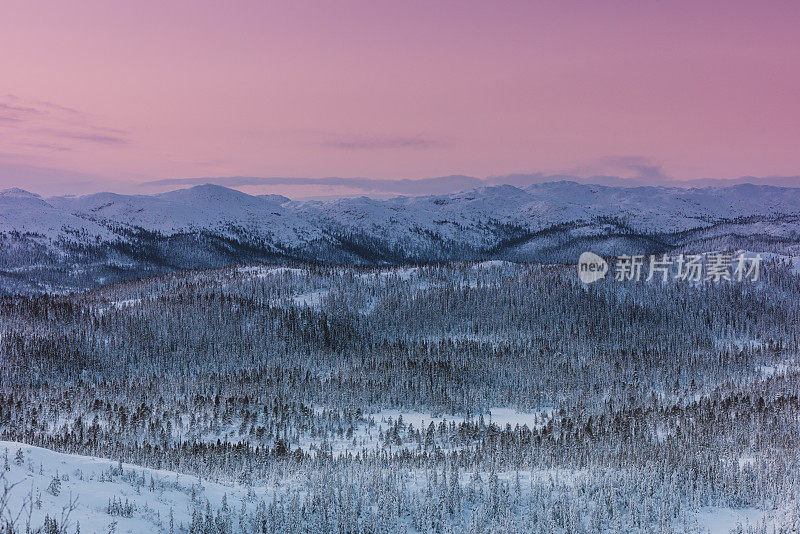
[2,261,800,532]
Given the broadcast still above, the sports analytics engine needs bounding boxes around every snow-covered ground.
[290,288,330,308]
[691,507,768,534]
[0,441,790,534]
[0,440,584,533]
[0,441,271,534]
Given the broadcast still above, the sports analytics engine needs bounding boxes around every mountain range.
[1,181,798,293]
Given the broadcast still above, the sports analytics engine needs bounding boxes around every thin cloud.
[34,100,84,116]
[565,156,672,184]
[0,97,130,157]
[0,102,41,115]
[322,136,440,151]
[0,102,41,123]
[627,164,669,182]
[21,142,72,153]
[49,130,129,145]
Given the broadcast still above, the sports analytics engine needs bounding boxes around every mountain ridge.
[1,180,798,293]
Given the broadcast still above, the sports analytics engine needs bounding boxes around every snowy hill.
[0,188,114,242]
[49,184,325,248]
[0,441,257,534]
[0,439,780,534]
[0,181,799,292]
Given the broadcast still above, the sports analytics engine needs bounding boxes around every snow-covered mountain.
[1,181,799,293]
[48,184,325,250]
[294,182,800,254]
[0,187,114,241]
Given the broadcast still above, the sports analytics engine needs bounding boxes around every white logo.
[578,251,761,283]
[578,252,608,284]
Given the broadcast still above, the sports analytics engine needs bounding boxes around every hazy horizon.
[4,171,800,200]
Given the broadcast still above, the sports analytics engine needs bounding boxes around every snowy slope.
[0,441,268,534]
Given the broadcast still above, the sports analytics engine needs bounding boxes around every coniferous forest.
[2,260,800,532]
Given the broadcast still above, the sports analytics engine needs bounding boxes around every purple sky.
[2,0,799,197]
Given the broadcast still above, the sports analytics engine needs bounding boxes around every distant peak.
[190,183,231,191]
[159,183,249,201]
[0,187,40,199]
[182,183,240,195]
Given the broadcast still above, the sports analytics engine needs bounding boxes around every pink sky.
[1,0,799,196]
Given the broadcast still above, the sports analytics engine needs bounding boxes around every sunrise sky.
[1,0,799,197]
